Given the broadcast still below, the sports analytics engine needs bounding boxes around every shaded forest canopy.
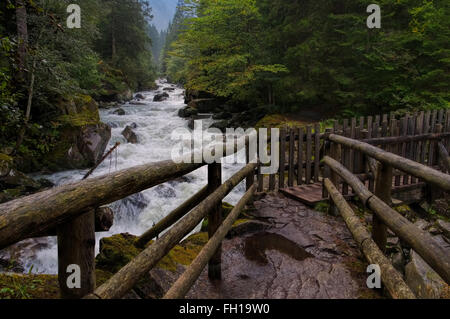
[163,0,449,117]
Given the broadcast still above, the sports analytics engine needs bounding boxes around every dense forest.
[0,0,157,173]
[164,0,449,117]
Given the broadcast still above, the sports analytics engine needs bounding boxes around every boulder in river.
[135,93,146,100]
[121,126,138,144]
[0,168,41,191]
[163,87,175,92]
[129,101,147,106]
[153,92,169,102]
[113,108,126,116]
[178,106,198,118]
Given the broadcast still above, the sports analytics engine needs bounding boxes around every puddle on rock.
[244,232,313,265]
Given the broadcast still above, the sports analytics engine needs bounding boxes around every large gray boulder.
[153,92,169,102]
[178,106,198,118]
[405,250,447,299]
[121,126,138,144]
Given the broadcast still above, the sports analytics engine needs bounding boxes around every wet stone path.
[148,193,379,299]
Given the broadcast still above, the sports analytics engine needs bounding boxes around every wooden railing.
[323,135,450,298]
[256,109,450,194]
[0,136,257,299]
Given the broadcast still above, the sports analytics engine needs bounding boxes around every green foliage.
[165,0,449,116]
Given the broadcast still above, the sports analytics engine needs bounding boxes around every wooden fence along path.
[0,108,448,299]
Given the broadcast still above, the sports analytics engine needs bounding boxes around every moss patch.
[0,274,59,299]
[96,233,141,273]
[57,110,100,127]
[156,233,209,272]
[256,114,318,129]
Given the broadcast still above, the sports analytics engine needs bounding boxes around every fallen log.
[164,183,256,299]
[32,206,114,238]
[0,160,203,250]
[324,179,416,299]
[136,186,209,248]
[84,162,258,299]
[328,134,450,191]
[323,156,450,284]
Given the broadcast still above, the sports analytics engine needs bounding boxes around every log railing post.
[57,210,96,299]
[327,136,341,216]
[372,162,392,253]
[245,136,255,191]
[207,162,222,280]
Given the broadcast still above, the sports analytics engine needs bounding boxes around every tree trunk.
[15,0,28,81]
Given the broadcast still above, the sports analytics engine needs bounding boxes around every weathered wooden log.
[328,134,450,191]
[362,132,450,146]
[164,184,257,299]
[84,163,257,299]
[438,141,450,171]
[0,160,203,250]
[57,210,96,299]
[136,186,209,247]
[33,206,114,238]
[373,162,392,252]
[207,162,222,280]
[324,179,415,299]
[323,156,450,284]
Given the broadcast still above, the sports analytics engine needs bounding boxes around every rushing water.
[6,79,246,274]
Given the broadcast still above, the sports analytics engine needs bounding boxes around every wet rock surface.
[146,194,378,299]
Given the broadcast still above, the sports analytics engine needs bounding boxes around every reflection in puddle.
[244,232,313,265]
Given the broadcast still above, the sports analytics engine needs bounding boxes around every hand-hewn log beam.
[328,134,450,191]
[323,156,450,284]
[324,179,415,299]
[84,163,257,299]
[0,160,203,250]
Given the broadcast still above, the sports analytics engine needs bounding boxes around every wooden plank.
[314,123,321,183]
[207,162,222,280]
[297,127,304,185]
[367,116,373,138]
[288,128,295,187]
[280,183,324,206]
[401,116,409,185]
[305,125,312,184]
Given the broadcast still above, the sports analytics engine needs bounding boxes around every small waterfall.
[7,79,246,274]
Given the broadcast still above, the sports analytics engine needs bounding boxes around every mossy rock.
[0,274,59,299]
[96,233,141,273]
[96,232,210,276]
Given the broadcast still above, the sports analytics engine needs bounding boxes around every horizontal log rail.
[362,132,450,146]
[32,206,114,238]
[324,179,415,299]
[0,160,204,250]
[164,183,257,299]
[323,156,450,283]
[85,162,258,299]
[328,134,450,192]
[136,186,209,247]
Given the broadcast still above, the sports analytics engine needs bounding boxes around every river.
[3,79,246,274]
